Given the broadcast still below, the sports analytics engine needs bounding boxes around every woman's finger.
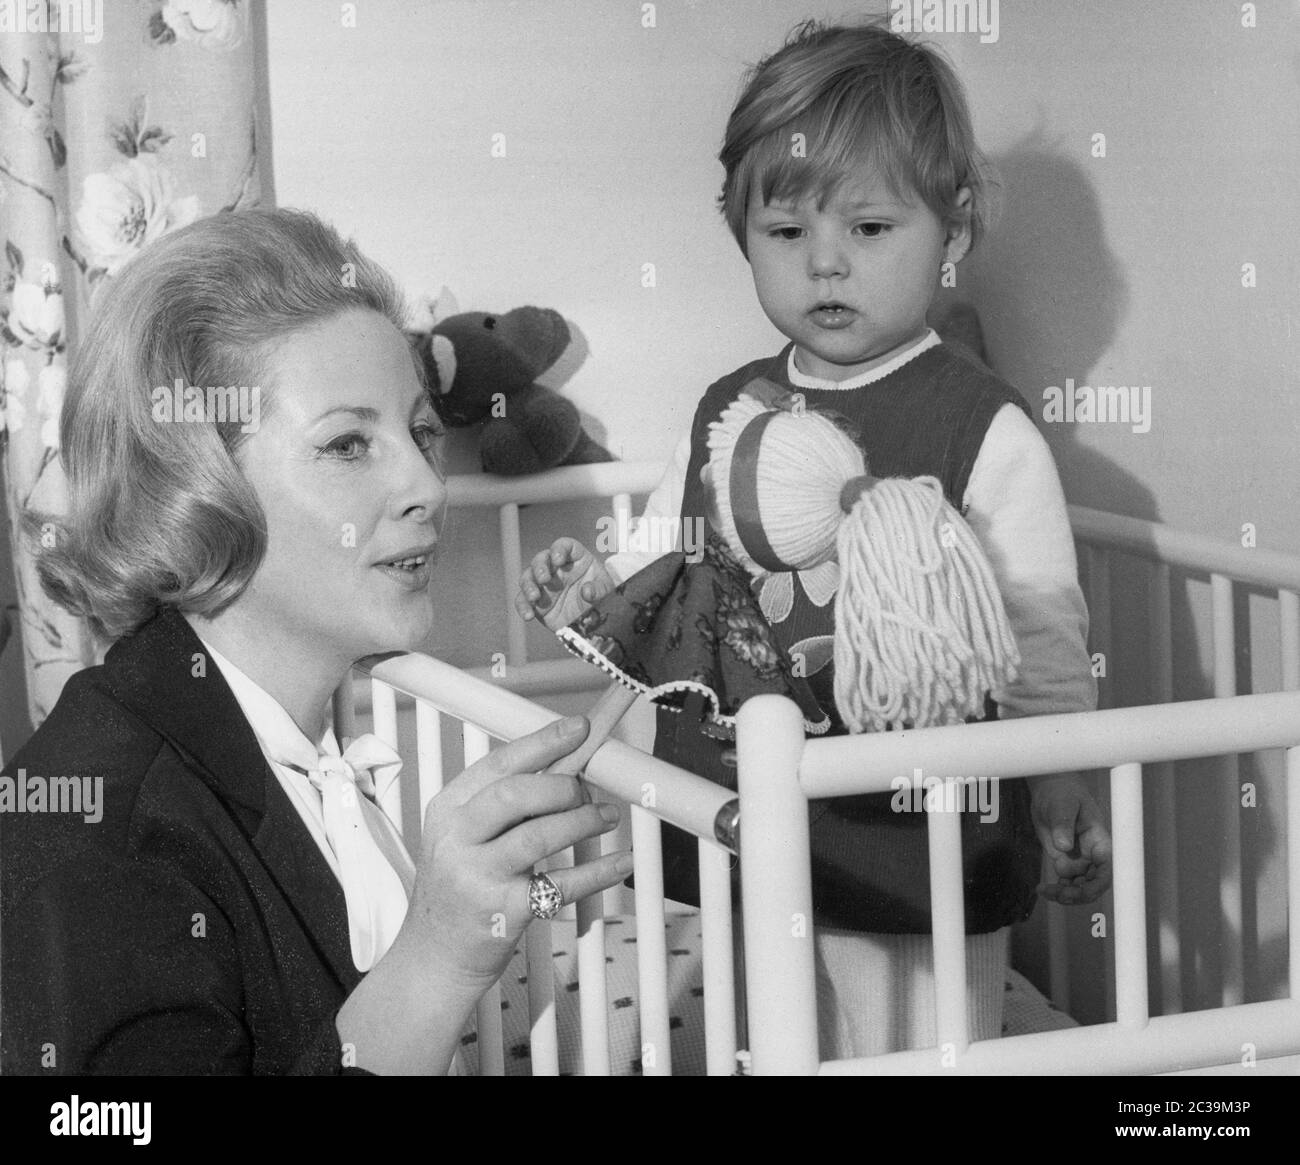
[458,771,595,846]
[496,801,622,874]
[529,850,636,915]
[442,716,590,808]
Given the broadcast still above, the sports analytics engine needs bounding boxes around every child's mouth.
[810,303,856,328]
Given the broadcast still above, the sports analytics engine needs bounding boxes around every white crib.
[335,461,1300,1075]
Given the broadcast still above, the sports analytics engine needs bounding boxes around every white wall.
[946,0,1300,551]
[267,0,808,467]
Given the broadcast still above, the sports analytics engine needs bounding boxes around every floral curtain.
[0,0,268,737]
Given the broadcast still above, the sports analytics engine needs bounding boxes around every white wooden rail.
[738,690,1300,1075]
[1070,504,1300,1014]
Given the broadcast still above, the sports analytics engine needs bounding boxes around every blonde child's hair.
[718,18,996,256]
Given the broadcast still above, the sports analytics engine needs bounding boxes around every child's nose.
[807,237,849,280]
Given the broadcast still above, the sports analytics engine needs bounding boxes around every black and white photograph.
[0,0,1296,1121]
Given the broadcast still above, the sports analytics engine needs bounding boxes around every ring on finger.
[527,872,564,921]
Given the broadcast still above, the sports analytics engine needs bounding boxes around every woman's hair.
[718,19,995,256]
[29,207,414,642]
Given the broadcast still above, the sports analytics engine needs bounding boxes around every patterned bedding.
[458,911,1076,1075]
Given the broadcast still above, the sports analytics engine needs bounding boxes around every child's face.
[745,173,967,381]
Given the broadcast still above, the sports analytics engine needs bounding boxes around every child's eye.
[854,222,888,238]
[321,432,370,460]
[769,226,804,241]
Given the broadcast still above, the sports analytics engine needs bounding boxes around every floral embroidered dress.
[559,533,828,737]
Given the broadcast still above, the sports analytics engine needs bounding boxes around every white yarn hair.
[707,395,1020,733]
[833,476,1020,732]
[708,396,862,576]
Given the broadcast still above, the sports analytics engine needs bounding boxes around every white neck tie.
[283,732,415,973]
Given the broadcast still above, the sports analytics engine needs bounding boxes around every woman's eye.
[411,422,444,453]
[413,422,448,476]
[322,432,370,460]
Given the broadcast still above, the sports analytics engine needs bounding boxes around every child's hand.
[516,537,615,631]
[1029,774,1113,905]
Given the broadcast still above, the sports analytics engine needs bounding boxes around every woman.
[0,208,630,1075]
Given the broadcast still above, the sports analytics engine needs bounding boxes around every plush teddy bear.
[411,306,613,476]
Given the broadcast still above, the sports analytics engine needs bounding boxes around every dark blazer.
[1,608,367,1074]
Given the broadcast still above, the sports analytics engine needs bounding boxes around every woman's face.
[234,308,448,665]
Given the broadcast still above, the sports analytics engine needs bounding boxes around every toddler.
[518,19,1111,1059]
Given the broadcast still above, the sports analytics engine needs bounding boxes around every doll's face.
[744,172,971,381]
[233,309,448,664]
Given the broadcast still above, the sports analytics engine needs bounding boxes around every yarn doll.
[556,387,1019,739]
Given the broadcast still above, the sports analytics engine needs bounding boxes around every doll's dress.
[557,532,829,738]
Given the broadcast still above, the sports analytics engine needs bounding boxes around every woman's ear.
[943,186,974,265]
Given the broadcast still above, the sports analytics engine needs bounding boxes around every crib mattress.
[456,912,1076,1075]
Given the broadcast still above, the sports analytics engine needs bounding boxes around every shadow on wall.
[958,138,1272,1024]
[963,135,1148,512]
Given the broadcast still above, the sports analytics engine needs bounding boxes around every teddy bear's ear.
[429,286,460,325]
[428,334,457,395]
[405,286,460,335]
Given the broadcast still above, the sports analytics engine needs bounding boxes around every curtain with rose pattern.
[0,0,269,738]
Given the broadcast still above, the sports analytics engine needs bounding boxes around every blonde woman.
[0,209,629,1075]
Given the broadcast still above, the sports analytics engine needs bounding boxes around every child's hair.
[718,19,993,256]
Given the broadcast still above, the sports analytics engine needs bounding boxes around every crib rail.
[1070,504,1300,1018]
[1069,503,1300,592]
[341,650,740,1076]
[738,691,1300,1075]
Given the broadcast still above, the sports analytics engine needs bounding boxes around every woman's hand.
[1029,773,1113,905]
[337,715,630,1073]
[516,537,615,631]
[403,714,630,983]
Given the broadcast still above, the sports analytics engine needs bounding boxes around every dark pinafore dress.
[653,341,1042,934]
